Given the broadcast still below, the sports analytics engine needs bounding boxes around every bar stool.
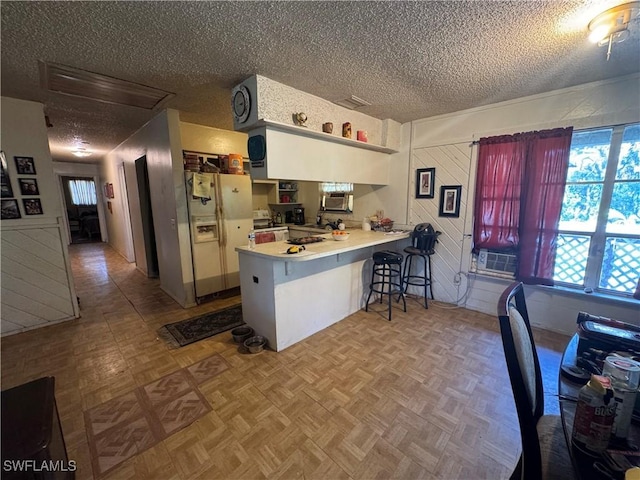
[365,250,406,321]
[402,224,441,308]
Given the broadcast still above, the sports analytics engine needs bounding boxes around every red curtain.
[518,128,573,284]
[473,135,526,251]
[473,127,573,285]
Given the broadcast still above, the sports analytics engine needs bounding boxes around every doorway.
[61,176,102,244]
[135,156,159,277]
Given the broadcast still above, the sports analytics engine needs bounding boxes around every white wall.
[354,122,412,226]
[102,109,195,306]
[406,74,640,334]
[237,75,402,150]
[1,97,78,335]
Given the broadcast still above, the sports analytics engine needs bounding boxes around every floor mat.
[158,304,244,348]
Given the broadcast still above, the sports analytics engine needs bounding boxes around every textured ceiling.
[2,1,639,163]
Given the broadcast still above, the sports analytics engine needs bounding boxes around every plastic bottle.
[603,355,640,441]
[572,374,616,456]
[248,229,256,249]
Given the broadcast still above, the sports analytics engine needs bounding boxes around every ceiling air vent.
[334,95,371,110]
[39,61,174,109]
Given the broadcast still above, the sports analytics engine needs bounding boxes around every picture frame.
[1,151,13,198]
[1,199,21,219]
[22,198,43,215]
[18,178,39,196]
[439,185,462,217]
[14,156,36,175]
[415,168,435,199]
[104,182,114,199]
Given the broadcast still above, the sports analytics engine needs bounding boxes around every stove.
[253,209,272,229]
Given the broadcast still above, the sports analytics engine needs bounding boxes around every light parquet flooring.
[0,243,570,480]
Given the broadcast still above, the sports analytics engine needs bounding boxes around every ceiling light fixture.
[588,1,639,60]
[72,149,92,158]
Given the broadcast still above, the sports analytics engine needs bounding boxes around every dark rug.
[158,304,244,348]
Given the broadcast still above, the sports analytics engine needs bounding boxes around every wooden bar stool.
[365,250,406,321]
[401,224,441,308]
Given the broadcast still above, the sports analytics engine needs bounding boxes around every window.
[68,179,97,206]
[554,124,640,295]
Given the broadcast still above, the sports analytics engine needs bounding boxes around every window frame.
[554,123,639,297]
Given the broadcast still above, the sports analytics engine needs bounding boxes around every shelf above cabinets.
[251,119,399,154]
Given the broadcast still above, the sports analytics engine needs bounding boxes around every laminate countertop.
[236,229,410,262]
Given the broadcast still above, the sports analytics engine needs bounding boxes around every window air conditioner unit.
[477,249,517,275]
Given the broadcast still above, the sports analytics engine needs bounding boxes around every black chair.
[497,282,575,480]
[365,250,406,321]
[401,223,441,308]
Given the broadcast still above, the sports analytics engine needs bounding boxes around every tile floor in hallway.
[0,243,571,480]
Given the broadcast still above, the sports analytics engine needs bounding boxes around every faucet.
[326,218,342,230]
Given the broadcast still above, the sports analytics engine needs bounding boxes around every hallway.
[1,243,568,479]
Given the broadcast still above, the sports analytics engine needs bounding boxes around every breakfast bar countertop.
[236,229,410,261]
[236,228,411,351]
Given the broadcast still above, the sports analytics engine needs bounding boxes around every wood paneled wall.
[1,221,78,335]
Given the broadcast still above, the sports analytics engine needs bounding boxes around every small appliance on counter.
[251,209,288,243]
[285,211,294,224]
[293,207,305,225]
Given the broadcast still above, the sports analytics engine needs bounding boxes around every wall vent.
[477,248,517,276]
[333,95,371,110]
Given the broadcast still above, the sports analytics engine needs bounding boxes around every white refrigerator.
[185,172,253,299]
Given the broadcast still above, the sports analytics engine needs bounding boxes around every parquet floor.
[0,243,570,480]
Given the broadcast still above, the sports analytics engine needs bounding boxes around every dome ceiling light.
[588,1,640,60]
[72,149,92,157]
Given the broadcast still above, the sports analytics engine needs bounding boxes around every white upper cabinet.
[248,125,391,185]
[233,75,401,185]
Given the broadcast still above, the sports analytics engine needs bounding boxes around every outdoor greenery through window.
[68,179,97,206]
[554,123,640,295]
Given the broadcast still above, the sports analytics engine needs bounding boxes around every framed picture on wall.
[1,199,21,219]
[415,168,435,198]
[23,198,43,215]
[18,178,39,196]
[438,185,462,217]
[14,156,36,175]
[1,151,13,198]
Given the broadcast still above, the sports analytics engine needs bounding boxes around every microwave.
[322,193,353,211]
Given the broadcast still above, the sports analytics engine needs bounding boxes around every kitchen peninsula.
[236,230,410,351]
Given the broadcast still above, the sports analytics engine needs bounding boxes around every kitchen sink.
[299,224,330,230]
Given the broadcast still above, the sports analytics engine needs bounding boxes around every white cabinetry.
[248,121,396,185]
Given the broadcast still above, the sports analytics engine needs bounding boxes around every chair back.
[497,282,544,480]
[411,223,441,254]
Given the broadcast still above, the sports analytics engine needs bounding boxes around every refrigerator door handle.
[215,177,227,248]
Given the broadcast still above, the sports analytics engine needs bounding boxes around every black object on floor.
[159,304,244,347]
[1,377,73,480]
